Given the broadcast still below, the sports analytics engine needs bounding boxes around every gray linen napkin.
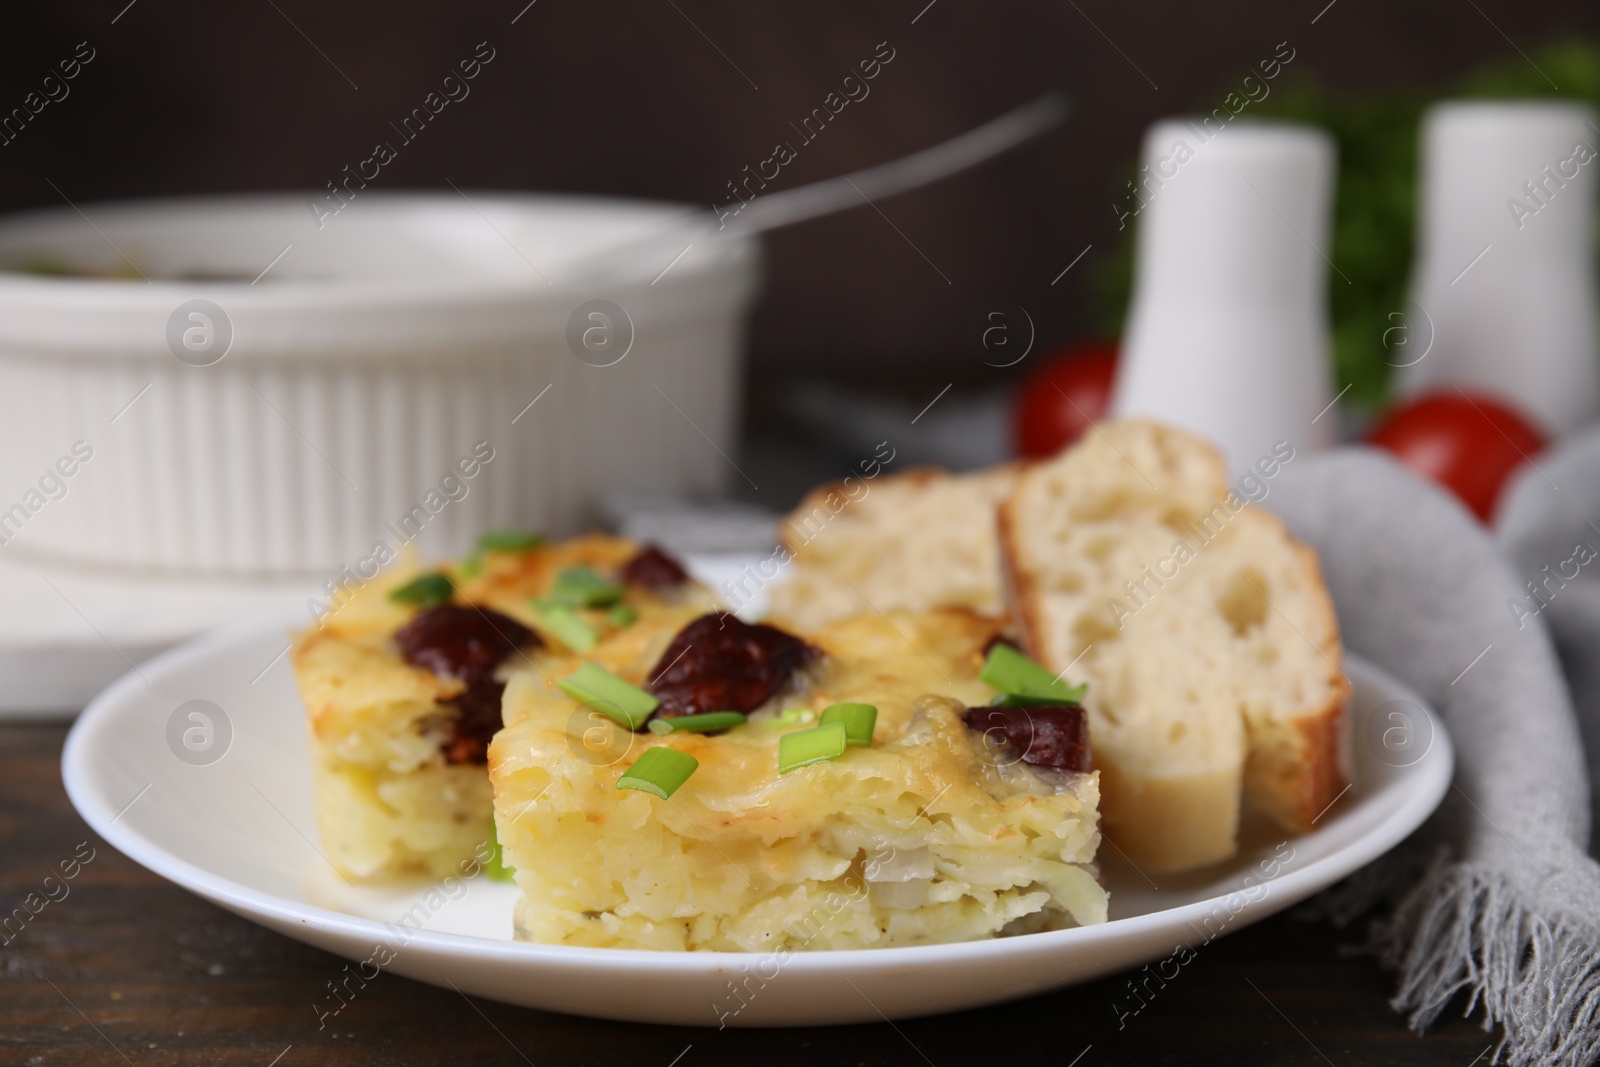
[1272,447,1600,1067]
[1499,427,1600,856]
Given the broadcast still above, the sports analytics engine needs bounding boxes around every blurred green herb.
[477,529,545,553]
[1091,39,1600,412]
[389,572,453,608]
[548,566,623,608]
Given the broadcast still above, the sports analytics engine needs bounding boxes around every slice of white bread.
[998,420,1350,872]
[767,466,1021,632]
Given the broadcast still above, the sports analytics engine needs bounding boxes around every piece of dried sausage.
[395,605,536,764]
[621,545,691,590]
[647,613,813,718]
[962,704,1090,772]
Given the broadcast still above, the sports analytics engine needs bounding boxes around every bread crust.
[1097,763,1242,873]
[779,467,951,554]
[995,493,1043,656]
[1240,539,1351,832]
[1297,687,1352,825]
[998,419,1351,867]
[773,463,1028,632]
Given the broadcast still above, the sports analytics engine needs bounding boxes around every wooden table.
[2,721,1494,1066]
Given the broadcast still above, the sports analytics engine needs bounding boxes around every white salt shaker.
[1397,101,1599,434]
[1111,120,1339,473]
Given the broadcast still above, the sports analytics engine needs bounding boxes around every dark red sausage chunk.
[646,613,813,718]
[395,605,537,765]
[962,705,1090,773]
[621,544,691,590]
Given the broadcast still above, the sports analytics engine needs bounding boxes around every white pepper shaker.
[1397,101,1599,434]
[1111,119,1338,472]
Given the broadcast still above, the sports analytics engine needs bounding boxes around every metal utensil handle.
[726,92,1069,236]
[563,92,1069,284]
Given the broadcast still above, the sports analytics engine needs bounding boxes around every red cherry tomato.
[1367,390,1548,523]
[1013,340,1119,458]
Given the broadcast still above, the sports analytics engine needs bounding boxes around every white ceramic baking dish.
[0,193,759,576]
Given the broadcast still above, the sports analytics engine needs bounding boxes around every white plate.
[63,614,1451,1027]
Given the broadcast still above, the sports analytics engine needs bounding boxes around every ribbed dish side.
[0,309,744,577]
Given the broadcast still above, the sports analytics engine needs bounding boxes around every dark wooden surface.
[2,721,1494,1067]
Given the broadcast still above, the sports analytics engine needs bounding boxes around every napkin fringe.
[1310,849,1600,1067]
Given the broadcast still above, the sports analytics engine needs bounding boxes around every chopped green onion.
[389,572,453,608]
[779,722,849,774]
[648,711,748,735]
[606,602,638,627]
[549,566,624,608]
[478,529,546,552]
[483,820,515,882]
[979,643,1086,704]
[558,662,659,730]
[458,553,484,579]
[819,702,877,747]
[530,600,598,652]
[617,746,699,799]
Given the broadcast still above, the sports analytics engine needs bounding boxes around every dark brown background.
[4,0,1600,407]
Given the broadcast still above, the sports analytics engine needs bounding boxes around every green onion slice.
[819,702,877,747]
[530,600,598,652]
[617,747,699,799]
[483,819,515,882]
[389,572,453,608]
[606,602,638,627]
[647,711,747,736]
[979,643,1086,705]
[558,662,659,730]
[477,529,546,552]
[778,722,849,774]
[458,553,484,579]
[549,566,624,608]
[779,707,816,725]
